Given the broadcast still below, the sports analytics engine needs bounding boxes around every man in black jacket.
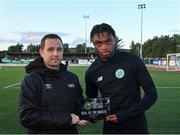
[85,23,158,134]
[19,34,87,134]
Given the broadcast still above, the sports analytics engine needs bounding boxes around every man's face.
[92,32,115,62]
[40,38,63,70]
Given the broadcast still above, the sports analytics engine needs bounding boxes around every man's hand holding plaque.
[77,97,110,121]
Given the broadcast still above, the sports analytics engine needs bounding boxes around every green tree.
[115,36,124,49]
[63,43,69,53]
[143,39,152,57]
[172,34,180,53]
[130,41,140,56]
[8,46,16,52]
[27,44,40,53]
[8,43,23,52]
[143,35,180,58]
[76,43,85,53]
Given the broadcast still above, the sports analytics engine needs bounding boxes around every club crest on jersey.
[115,69,125,79]
[97,76,103,82]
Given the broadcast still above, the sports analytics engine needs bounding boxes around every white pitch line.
[156,87,180,89]
[3,82,20,89]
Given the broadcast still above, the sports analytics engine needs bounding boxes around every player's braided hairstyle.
[90,23,116,42]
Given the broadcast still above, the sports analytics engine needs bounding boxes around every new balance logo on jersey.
[45,84,52,89]
[97,76,103,82]
[68,83,75,88]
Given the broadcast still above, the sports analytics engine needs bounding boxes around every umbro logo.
[97,76,103,82]
[45,84,52,89]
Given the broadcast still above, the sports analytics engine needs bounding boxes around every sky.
[0,0,180,51]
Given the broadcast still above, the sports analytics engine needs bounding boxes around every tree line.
[130,34,180,58]
[6,36,125,54]
[7,43,96,54]
[7,34,180,58]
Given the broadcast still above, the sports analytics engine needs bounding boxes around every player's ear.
[39,48,43,57]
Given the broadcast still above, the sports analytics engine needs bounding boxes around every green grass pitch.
[0,66,180,134]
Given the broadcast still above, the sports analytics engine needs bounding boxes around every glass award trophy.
[77,97,110,121]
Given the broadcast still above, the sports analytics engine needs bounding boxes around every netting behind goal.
[166,53,180,71]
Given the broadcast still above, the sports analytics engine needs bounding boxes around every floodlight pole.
[138,4,146,59]
[83,15,89,54]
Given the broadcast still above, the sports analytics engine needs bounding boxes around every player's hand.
[77,120,88,126]
[106,114,118,123]
[71,113,80,125]
[71,114,88,126]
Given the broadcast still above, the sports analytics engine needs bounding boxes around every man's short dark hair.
[90,23,116,42]
[40,34,63,48]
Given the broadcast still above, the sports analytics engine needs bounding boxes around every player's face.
[40,38,63,70]
[92,32,115,62]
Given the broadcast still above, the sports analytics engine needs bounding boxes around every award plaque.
[77,97,110,121]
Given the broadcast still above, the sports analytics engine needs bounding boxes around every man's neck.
[46,65,60,70]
